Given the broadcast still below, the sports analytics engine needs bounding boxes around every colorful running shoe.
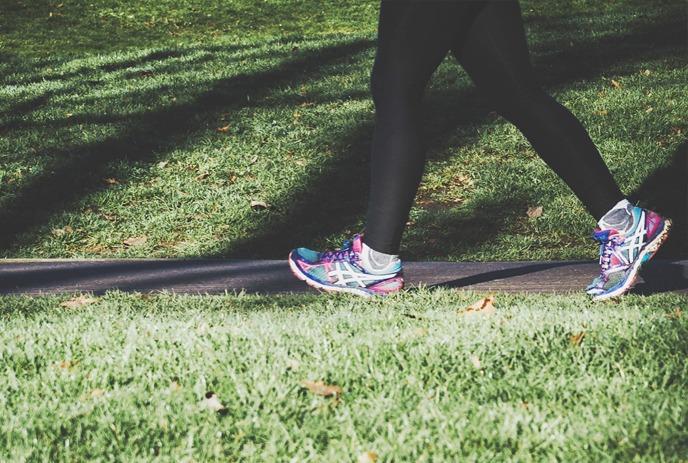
[586,206,671,301]
[288,234,404,297]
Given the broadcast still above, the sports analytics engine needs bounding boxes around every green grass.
[1,0,685,260]
[1,290,687,461]
[1,3,687,459]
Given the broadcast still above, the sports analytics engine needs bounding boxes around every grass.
[0,0,685,260]
[1,1,687,460]
[1,290,687,461]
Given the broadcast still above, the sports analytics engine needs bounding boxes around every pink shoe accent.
[644,210,663,239]
[352,233,363,254]
[368,276,404,295]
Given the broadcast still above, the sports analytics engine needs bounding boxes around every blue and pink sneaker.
[288,234,404,297]
[586,206,672,301]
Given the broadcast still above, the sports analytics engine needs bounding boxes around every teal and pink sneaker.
[288,234,404,297]
[586,207,672,301]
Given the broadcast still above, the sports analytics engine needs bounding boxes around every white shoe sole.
[288,251,376,298]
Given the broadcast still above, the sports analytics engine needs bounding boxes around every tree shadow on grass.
[214,15,686,259]
[0,14,685,259]
[0,38,375,252]
[630,140,687,258]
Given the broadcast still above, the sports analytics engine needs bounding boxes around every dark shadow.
[420,261,589,290]
[100,49,185,72]
[0,38,374,252]
[634,261,688,295]
[212,15,686,259]
[629,140,688,258]
[2,258,683,295]
[0,259,307,295]
[1,13,685,260]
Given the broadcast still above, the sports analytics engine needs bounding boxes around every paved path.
[1,259,686,295]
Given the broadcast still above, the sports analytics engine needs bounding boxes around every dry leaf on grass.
[216,124,231,133]
[90,388,105,398]
[412,327,429,337]
[123,236,147,247]
[201,391,226,412]
[460,295,496,316]
[51,225,74,236]
[56,360,77,370]
[157,161,169,169]
[250,200,269,210]
[666,307,683,319]
[570,332,585,346]
[526,206,543,218]
[358,451,378,463]
[103,177,119,185]
[286,358,301,371]
[301,380,342,398]
[60,295,97,309]
[169,381,182,392]
[470,355,482,369]
[610,79,622,89]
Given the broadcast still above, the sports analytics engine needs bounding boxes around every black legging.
[364,0,624,254]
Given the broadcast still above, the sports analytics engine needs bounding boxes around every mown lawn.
[1,0,685,260]
[1,1,687,460]
[1,290,687,461]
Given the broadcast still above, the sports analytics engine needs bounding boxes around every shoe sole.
[592,218,672,301]
[288,251,379,298]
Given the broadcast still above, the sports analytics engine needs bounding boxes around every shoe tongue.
[593,227,620,242]
[352,234,363,254]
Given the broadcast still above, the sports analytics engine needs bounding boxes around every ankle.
[360,241,401,275]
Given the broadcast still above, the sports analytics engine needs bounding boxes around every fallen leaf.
[645,106,653,113]
[90,388,105,398]
[412,327,429,337]
[169,381,182,392]
[643,69,651,76]
[60,295,97,309]
[286,358,301,371]
[216,124,230,133]
[250,200,269,210]
[470,355,481,369]
[201,391,226,412]
[570,332,585,346]
[526,206,543,218]
[103,177,119,185]
[56,360,77,370]
[195,171,209,180]
[596,109,608,116]
[157,161,168,169]
[610,79,622,89]
[460,295,496,316]
[666,307,683,319]
[123,236,147,247]
[301,380,342,398]
[51,225,74,236]
[358,451,378,463]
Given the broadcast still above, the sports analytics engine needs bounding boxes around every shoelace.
[321,238,359,263]
[594,232,624,276]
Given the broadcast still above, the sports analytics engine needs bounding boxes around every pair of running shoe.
[288,204,671,301]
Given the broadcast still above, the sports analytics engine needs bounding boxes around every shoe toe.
[291,247,320,264]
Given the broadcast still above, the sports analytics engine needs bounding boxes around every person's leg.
[450,0,624,221]
[450,0,670,301]
[363,1,480,255]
